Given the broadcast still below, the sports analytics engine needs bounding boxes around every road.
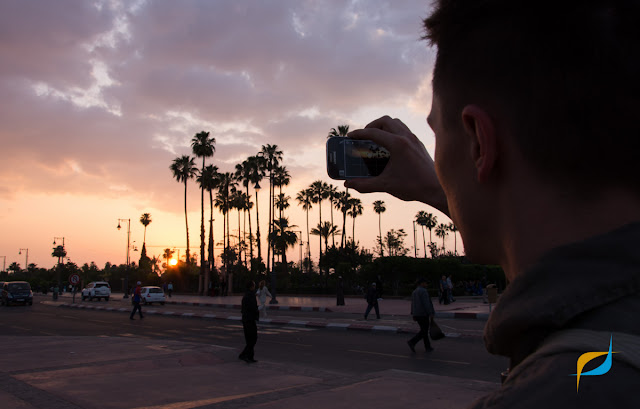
[1,300,506,383]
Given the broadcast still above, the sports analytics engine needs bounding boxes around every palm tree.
[436,223,449,255]
[373,200,386,257]
[423,212,438,256]
[268,217,299,301]
[328,125,350,137]
[275,193,290,215]
[170,155,197,265]
[334,190,351,249]
[326,184,338,247]
[214,172,237,273]
[309,180,329,272]
[191,131,216,295]
[230,188,247,267]
[139,213,152,248]
[296,188,313,272]
[347,197,363,244]
[273,167,291,207]
[448,223,459,255]
[236,159,257,270]
[197,164,219,279]
[310,222,341,268]
[259,144,283,274]
[311,221,341,289]
[162,248,175,271]
[246,155,265,265]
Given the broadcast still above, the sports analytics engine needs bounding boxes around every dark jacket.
[241,289,259,322]
[411,286,434,317]
[468,222,640,408]
[366,286,378,305]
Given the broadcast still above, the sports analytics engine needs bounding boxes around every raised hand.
[345,116,449,216]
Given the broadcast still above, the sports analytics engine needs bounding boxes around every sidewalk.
[44,292,494,336]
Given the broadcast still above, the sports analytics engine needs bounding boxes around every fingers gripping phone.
[326,137,390,180]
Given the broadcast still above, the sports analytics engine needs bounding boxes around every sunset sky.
[0,0,461,270]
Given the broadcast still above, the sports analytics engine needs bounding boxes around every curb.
[50,302,478,337]
[164,301,332,313]
[161,301,489,320]
[48,302,480,338]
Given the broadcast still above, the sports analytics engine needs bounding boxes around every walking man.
[167,282,173,298]
[408,277,435,352]
[363,282,380,320]
[239,280,259,363]
[130,281,143,320]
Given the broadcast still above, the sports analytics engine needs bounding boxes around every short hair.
[246,280,255,290]
[423,0,640,195]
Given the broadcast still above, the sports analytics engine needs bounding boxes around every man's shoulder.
[468,352,640,409]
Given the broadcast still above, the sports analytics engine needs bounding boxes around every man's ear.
[461,105,497,183]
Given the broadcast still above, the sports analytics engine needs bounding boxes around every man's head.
[423,0,640,195]
[424,0,640,268]
[246,280,255,291]
[416,277,428,287]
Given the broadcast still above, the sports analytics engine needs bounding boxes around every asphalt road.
[1,301,507,384]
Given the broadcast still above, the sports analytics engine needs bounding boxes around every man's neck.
[498,185,640,281]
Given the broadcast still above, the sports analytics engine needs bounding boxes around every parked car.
[1,281,33,306]
[140,286,166,305]
[81,281,111,301]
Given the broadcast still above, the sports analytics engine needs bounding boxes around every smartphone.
[326,137,390,180]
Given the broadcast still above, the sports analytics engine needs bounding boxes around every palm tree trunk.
[422,227,427,258]
[255,190,261,264]
[330,201,335,247]
[305,208,310,273]
[143,226,147,247]
[207,188,214,291]
[199,159,205,295]
[318,201,322,278]
[378,214,383,257]
[237,208,242,266]
[184,180,190,266]
[247,186,253,271]
[266,174,272,274]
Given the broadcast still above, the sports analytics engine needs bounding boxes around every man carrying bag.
[408,277,437,352]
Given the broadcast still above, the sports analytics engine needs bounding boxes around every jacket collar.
[484,222,640,365]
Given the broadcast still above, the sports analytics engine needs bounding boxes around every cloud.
[0,0,441,266]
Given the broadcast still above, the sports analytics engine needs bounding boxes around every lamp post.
[412,221,418,258]
[117,218,131,298]
[293,230,303,272]
[18,248,28,272]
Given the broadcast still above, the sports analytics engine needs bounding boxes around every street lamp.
[412,221,418,258]
[293,230,303,272]
[117,218,131,298]
[18,248,28,271]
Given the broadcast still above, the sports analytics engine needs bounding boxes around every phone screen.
[327,137,390,179]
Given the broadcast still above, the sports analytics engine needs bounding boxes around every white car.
[140,286,166,305]
[81,281,111,301]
